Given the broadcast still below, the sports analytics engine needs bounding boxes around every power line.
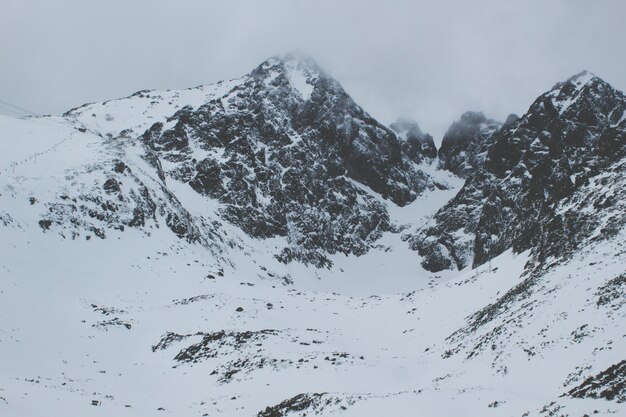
[0,99,39,116]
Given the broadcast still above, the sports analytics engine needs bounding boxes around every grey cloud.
[1,0,625,141]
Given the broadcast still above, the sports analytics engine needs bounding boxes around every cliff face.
[3,54,451,268]
[437,111,504,178]
[389,118,437,164]
[411,71,626,272]
[138,54,450,266]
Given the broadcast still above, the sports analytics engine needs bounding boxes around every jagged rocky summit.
[389,118,437,164]
[438,111,507,178]
[410,71,626,272]
[35,54,450,267]
[5,58,624,275]
[140,54,453,266]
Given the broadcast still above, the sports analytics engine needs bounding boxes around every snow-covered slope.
[0,60,624,417]
[64,79,244,140]
[2,216,623,417]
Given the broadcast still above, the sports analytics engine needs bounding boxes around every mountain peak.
[389,118,437,163]
[551,70,611,93]
[437,111,501,178]
[502,113,520,128]
[540,70,624,119]
[281,52,320,68]
[566,70,596,85]
[259,53,320,72]
[253,53,323,100]
[389,117,424,136]
[458,111,488,124]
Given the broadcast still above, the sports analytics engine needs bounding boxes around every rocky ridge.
[389,118,437,164]
[410,71,626,272]
[138,54,448,266]
[437,111,506,178]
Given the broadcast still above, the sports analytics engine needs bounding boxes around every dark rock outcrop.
[567,360,626,403]
[437,111,502,178]
[141,54,445,266]
[411,71,626,271]
[389,118,437,164]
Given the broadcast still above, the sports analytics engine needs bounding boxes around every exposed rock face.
[411,71,626,272]
[140,54,446,266]
[37,156,222,248]
[10,58,625,278]
[567,360,626,403]
[502,113,520,129]
[389,118,437,164]
[437,111,502,178]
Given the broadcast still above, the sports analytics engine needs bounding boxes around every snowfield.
[1,211,623,416]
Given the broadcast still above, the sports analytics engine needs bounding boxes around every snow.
[283,57,316,100]
[0,73,624,417]
[389,180,463,227]
[553,71,596,116]
[3,185,618,416]
[570,70,595,86]
[287,69,314,100]
[612,109,626,127]
[65,78,243,139]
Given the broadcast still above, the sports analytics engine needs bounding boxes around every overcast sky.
[1,0,625,140]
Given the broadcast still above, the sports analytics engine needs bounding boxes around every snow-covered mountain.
[0,57,624,417]
[437,111,508,178]
[24,53,451,268]
[411,71,626,272]
[389,118,437,164]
